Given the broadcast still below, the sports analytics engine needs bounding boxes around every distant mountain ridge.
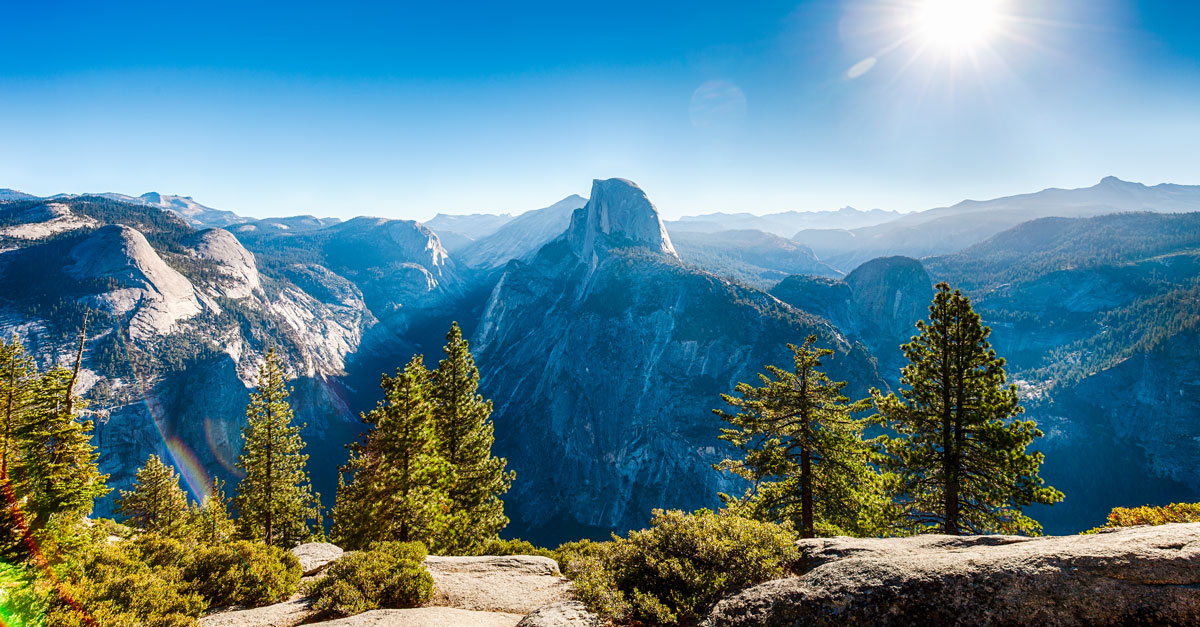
[668,206,902,237]
[796,177,1200,271]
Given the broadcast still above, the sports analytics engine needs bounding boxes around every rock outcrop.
[425,555,570,615]
[566,178,677,263]
[516,601,601,627]
[705,523,1200,626]
[68,224,205,339]
[292,542,344,576]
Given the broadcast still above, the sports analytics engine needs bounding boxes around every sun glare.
[915,0,1002,52]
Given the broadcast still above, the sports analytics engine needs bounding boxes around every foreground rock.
[517,601,601,626]
[197,597,318,627]
[425,555,572,614]
[292,542,344,576]
[317,607,524,626]
[706,523,1200,626]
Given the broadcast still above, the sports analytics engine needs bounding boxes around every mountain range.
[1,176,1198,544]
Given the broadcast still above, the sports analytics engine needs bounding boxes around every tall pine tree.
[331,355,451,550]
[233,348,321,547]
[16,365,109,535]
[715,337,890,538]
[116,454,188,535]
[430,323,513,554]
[874,283,1063,535]
[0,336,34,483]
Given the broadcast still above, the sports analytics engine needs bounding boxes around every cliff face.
[0,197,442,515]
[769,256,933,381]
[474,179,880,543]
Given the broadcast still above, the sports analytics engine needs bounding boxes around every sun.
[914,0,1002,52]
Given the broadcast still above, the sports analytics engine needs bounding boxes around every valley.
[1,176,1198,544]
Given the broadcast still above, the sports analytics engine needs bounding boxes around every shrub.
[0,563,49,627]
[474,537,557,561]
[185,540,302,607]
[45,540,205,627]
[553,538,603,575]
[1083,502,1200,534]
[569,509,799,626]
[306,541,433,617]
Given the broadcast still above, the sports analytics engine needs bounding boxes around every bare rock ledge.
[705,522,1200,627]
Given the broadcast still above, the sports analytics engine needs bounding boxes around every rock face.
[318,607,524,626]
[474,179,882,543]
[706,523,1200,627]
[566,178,676,263]
[197,598,318,627]
[186,227,262,299]
[770,256,932,380]
[68,225,206,339]
[425,555,570,614]
[516,602,600,627]
[292,542,345,576]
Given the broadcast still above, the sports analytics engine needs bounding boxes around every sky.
[1,0,1198,221]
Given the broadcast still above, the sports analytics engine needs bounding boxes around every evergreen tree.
[430,323,513,553]
[116,454,188,535]
[331,355,451,550]
[15,364,110,535]
[0,336,34,483]
[233,348,321,548]
[715,337,890,538]
[188,477,236,544]
[874,283,1064,535]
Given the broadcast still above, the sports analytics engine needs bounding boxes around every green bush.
[306,541,433,617]
[1083,502,1200,534]
[553,538,603,575]
[474,537,557,561]
[185,540,302,607]
[45,539,205,627]
[569,509,799,626]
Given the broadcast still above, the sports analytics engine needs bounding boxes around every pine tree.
[0,336,35,556]
[715,337,890,538]
[0,336,34,483]
[874,283,1064,535]
[331,355,451,550]
[16,365,110,534]
[188,477,236,544]
[233,348,321,548]
[430,323,513,553]
[116,454,188,535]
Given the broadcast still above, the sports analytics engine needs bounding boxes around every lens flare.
[915,0,1002,52]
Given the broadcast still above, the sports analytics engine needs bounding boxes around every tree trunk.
[800,446,814,538]
[941,331,960,535]
[265,389,274,547]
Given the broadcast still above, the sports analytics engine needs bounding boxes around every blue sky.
[2,0,1197,220]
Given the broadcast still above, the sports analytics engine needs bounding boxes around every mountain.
[770,257,933,376]
[456,195,586,268]
[668,207,902,237]
[425,212,516,251]
[797,177,1200,272]
[471,179,881,543]
[231,215,343,234]
[0,195,450,518]
[0,189,39,201]
[925,211,1200,533]
[670,229,841,288]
